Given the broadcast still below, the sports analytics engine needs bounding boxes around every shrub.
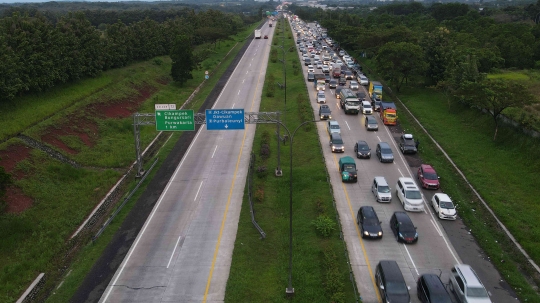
[153,58,163,65]
[254,186,264,203]
[260,144,270,160]
[324,247,345,303]
[261,130,270,145]
[312,215,336,237]
[256,165,267,178]
[315,199,327,215]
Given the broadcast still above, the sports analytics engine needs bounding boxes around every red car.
[417,164,440,189]
[264,35,268,39]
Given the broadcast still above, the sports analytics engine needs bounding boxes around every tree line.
[293,1,539,139]
[0,7,256,102]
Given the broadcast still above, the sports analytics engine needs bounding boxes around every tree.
[0,166,12,214]
[459,79,536,140]
[170,35,196,85]
[374,41,427,92]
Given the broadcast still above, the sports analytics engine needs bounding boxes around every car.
[329,79,338,89]
[339,50,345,56]
[356,91,367,101]
[322,65,330,73]
[349,80,359,91]
[329,133,344,153]
[357,206,383,239]
[390,211,418,244]
[365,115,378,131]
[362,100,373,114]
[307,72,315,82]
[376,261,411,303]
[264,35,268,39]
[417,164,440,189]
[449,264,491,303]
[335,59,343,65]
[376,142,394,163]
[317,63,323,69]
[372,176,391,202]
[319,104,332,120]
[372,100,382,111]
[431,193,457,220]
[344,70,355,80]
[304,58,311,66]
[327,120,340,135]
[417,274,452,303]
[307,65,315,73]
[317,91,326,104]
[324,74,331,83]
[399,134,417,154]
[358,74,369,86]
[354,140,371,159]
[338,76,347,86]
[335,86,345,97]
[396,177,424,212]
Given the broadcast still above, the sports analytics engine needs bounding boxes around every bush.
[261,130,270,145]
[312,215,336,237]
[324,247,346,303]
[254,186,264,203]
[260,144,270,160]
[256,165,267,178]
[153,58,163,65]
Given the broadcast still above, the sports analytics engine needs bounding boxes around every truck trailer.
[368,81,383,101]
[254,30,261,39]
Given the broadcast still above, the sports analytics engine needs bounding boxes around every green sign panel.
[155,110,195,131]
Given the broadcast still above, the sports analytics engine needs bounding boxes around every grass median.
[225,20,359,303]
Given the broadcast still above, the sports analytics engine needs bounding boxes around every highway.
[295,20,517,303]
[98,23,274,303]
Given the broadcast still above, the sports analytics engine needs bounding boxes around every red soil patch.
[89,85,158,119]
[41,118,99,155]
[0,144,32,178]
[5,185,33,214]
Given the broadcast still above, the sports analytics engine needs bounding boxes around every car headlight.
[367,152,371,155]
[378,231,383,236]
[399,233,403,239]
[329,115,332,119]
[364,231,369,236]
[320,115,324,119]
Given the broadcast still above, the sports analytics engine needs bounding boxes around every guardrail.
[247,152,266,238]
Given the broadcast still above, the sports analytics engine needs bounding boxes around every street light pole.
[274,120,320,296]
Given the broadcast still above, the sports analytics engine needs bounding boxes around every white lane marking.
[249,63,251,67]
[211,145,218,158]
[376,135,382,142]
[232,103,235,109]
[194,181,204,201]
[345,121,351,130]
[167,235,183,268]
[431,219,443,237]
[242,79,245,83]
[403,244,419,275]
[246,71,249,74]
[397,168,405,177]
[238,90,241,95]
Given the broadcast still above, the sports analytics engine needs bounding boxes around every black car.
[354,140,371,159]
[390,212,418,244]
[329,79,338,89]
[372,100,382,111]
[339,76,347,86]
[356,91,367,101]
[376,261,411,303]
[319,104,332,120]
[417,274,452,303]
[344,70,355,80]
[357,206,383,239]
[325,74,331,83]
[399,134,417,154]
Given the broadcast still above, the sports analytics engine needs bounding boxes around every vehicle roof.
[362,100,371,105]
[320,104,329,108]
[420,164,436,173]
[378,142,390,148]
[454,264,484,288]
[360,206,378,218]
[330,133,342,139]
[394,211,414,224]
[421,274,448,293]
[434,193,451,202]
[378,260,405,282]
[328,120,339,126]
[398,177,419,189]
[374,176,388,185]
[366,116,377,122]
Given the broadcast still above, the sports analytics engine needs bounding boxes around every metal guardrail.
[247,152,266,238]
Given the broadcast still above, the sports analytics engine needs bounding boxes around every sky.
[0,0,161,3]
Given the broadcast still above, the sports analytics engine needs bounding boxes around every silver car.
[317,91,326,104]
[349,80,359,91]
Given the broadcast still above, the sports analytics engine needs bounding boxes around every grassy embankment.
[361,59,540,302]
[0,22,259,303]
[225,19,358,303]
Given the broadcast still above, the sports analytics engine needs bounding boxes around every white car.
[322,65,330,73]
[307,65,314,73]
[358,74,369,86]
[396,177,424,212]
[362,101,373,114]
[327,120,340,135]
[317,63,323,69]
[349,80,359,91]
[431,193,457,220]
[335,59,343,65]
[317,91,326,103]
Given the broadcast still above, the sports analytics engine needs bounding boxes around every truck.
[269,20,273,27]
[380,101,398,125]
[339,88,361,114]
[368,81,383,101]
[314,73,326,91]
[254,30,261,39]
[338,156,358,183]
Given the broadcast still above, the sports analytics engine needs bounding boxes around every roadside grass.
[225,20,357,302]
[0,22,259,302]
[487,70,531,81]
[395,87,540,302]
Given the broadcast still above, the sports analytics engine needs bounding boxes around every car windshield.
[363,104,371,108]
[386,113,396,118]
[467,287,489,298]
[343,164,355,172]
[405,190,422,199]
[330,125,339,129]
[346,101,360,106]
[368,119,377,125]
[333,139,343,144]
[358,145,369,151]
[378,186,390,193]
[440,201,455,209]
[382,148,392,154]
[386,282,409,295]
[423,172,438,180]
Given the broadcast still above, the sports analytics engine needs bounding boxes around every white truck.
[254,30,261,39]
[339,88,361,115]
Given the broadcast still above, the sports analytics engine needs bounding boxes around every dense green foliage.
[171,35,196,84]
[0,7,249,102]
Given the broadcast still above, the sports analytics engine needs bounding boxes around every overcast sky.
[0,0,159,3]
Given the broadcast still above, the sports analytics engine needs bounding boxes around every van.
[396,177,424,212]
[449,264,492,303]
[417,274,452,303]
[371,176,391,202]
[375,260,410,303]
[329,133,344,153]
[307,73,315,82]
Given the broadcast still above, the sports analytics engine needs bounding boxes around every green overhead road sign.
[155,110,195,131]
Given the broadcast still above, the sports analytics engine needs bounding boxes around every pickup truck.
[399,134,417,154]
[339,156,358,182]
